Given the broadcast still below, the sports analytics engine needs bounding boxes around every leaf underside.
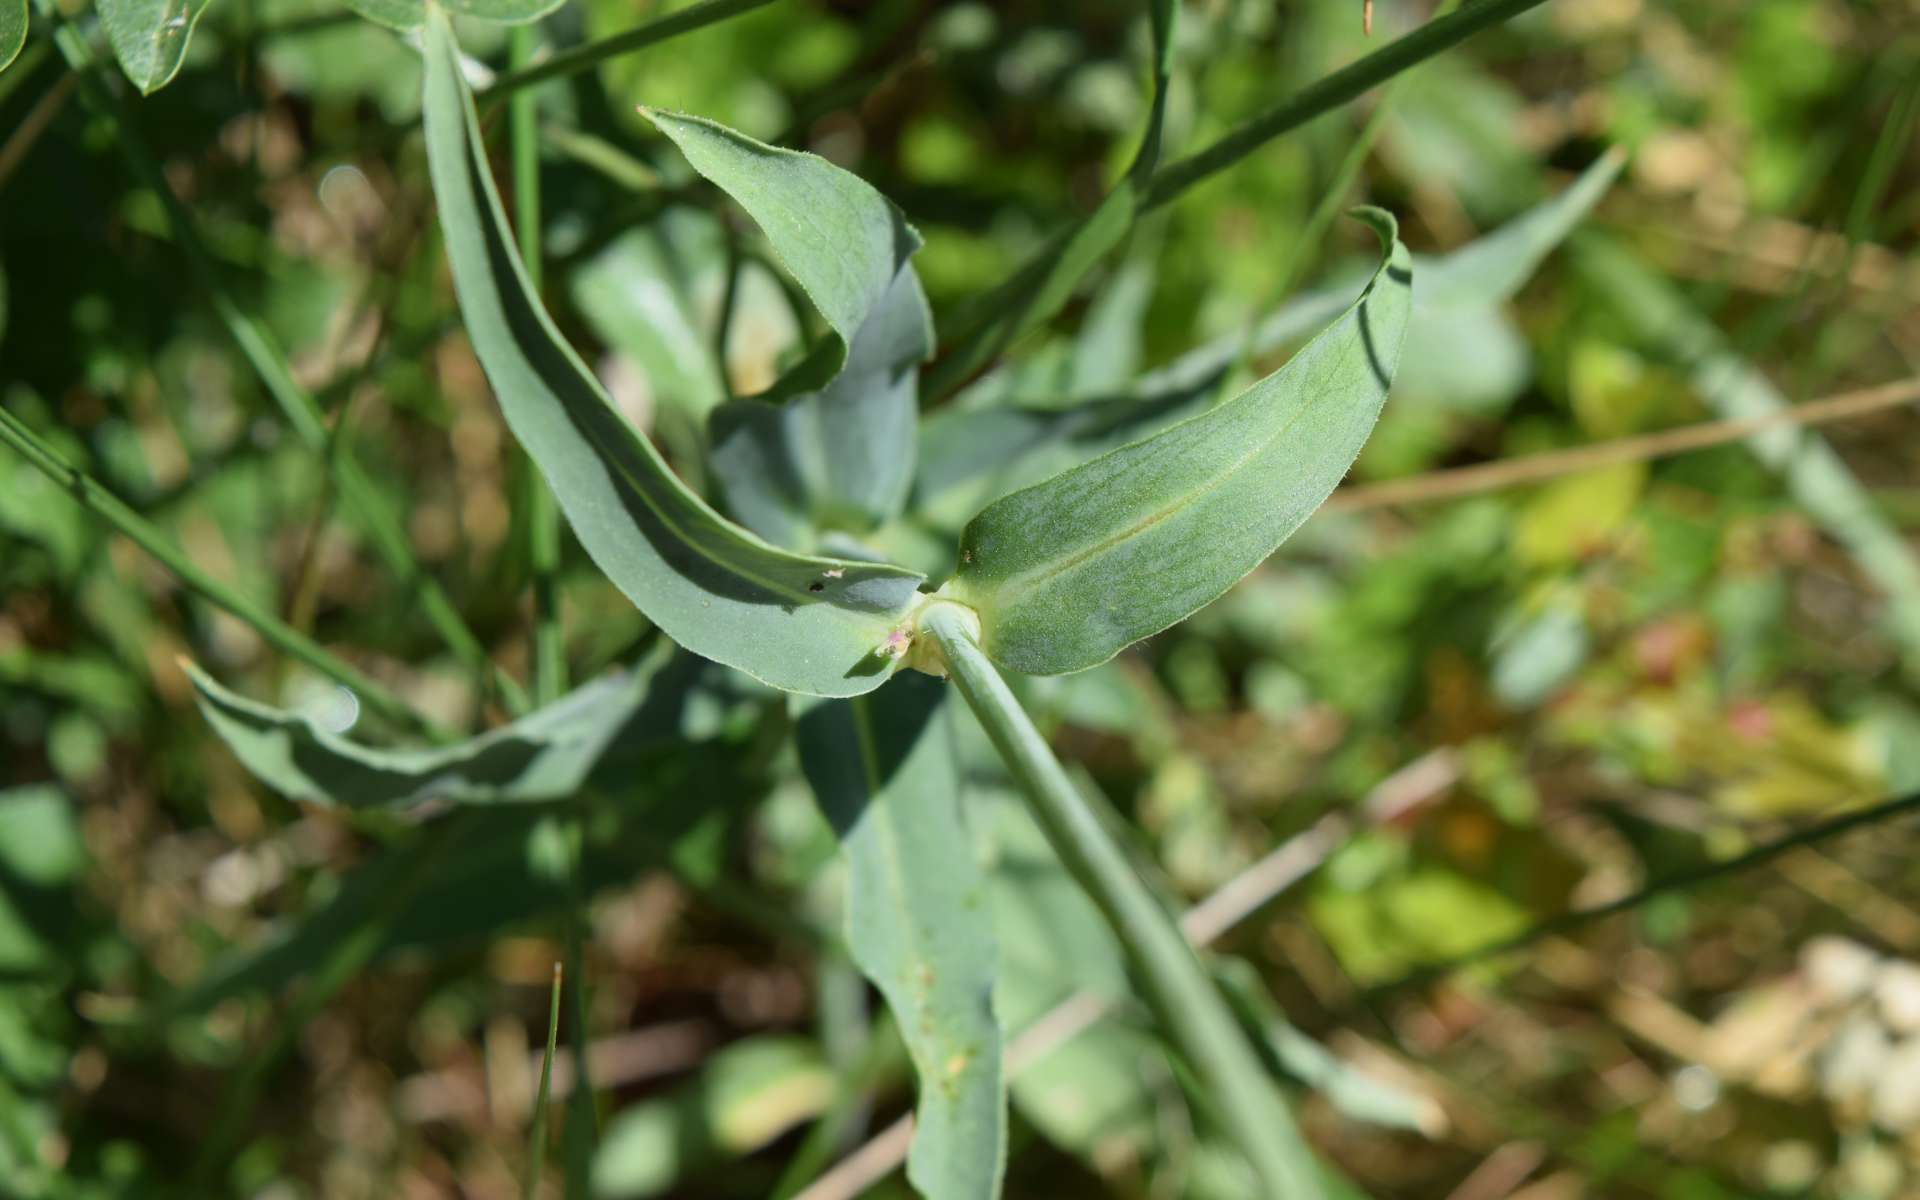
[188,662,647,810]
[349,0,564,32]
[98,0,210,93]
[647,109,935,546]
[797,675,1007,1200]
[951,211,1414,676]
[421,10,925,697]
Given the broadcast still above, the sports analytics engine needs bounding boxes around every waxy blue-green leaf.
[950,211,1412,676]
[0,0,24,74]
[645,110,935,545]
[98,0,208,93]
[647,109,928,379]
[347,0,562,32]
[189,663,648,809]
[421,11,925,697]
[709,262,931,546]
[797,675,1006,1200]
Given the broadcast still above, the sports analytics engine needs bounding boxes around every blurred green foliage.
[3,0,1920,1196]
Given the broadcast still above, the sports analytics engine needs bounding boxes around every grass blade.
[0,405,440,740]
[527,962,564,1200]
[39,1,522,710]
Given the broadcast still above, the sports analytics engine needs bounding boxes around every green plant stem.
[526,962,564,1200]
[0,404,444,741]
[482,0,781,99]
[920,603,1325,1199]
[1145,0,1549,207]
[934,0,1553,398]
[511,24,567,708]
[40,4,525,714]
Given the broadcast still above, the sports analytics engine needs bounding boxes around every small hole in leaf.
[809,582,825,592]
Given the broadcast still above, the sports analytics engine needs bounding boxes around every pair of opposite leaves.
[419,9,1412,699]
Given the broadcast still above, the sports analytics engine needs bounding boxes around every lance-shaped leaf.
[1,0,24,74]
[797,674,1006,1200]
[188,663,650,809]
[98,0,209,93]
[421,11,924,697]
[348,0,563,32]
[929,0,1179,397]
[644,110,934,545]
[948,210,1412,676]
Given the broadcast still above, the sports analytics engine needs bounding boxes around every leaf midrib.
[969,307,1360,607]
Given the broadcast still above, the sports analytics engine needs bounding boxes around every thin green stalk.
[0,404,444,741]
[40,4,525,713]
[920,603,1326,1199]
[482,0,781,99]
[560,818,596,1200]
[1367,787,1920,1001]
[1222,0,1462,391]
[526,962,564,1200]
[1143,0,1551,208]
[934,0,1555,398]
[511,23,566,707]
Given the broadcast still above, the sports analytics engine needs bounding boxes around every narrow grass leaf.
[647,110,934,543]
[950,211,1412,676]
[98,0,208,93]
[526,962,563,1200]
[796,675,1006,1200]
[1213,958,1443,1135]
[422,11,925,697]
[188,664,648,810]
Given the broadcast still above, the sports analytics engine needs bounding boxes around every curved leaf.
[949,211,1412,676]
[646,110,935,544]
[421,10,924,697]
[646,109,930,378]
[348,0,564,32]
[709,262,931,545]
[189,663,647,809]
[0,0,24,75]
[797,675,1006,1200]
[98,0,208,93]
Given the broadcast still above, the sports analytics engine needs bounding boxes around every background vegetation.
[3,0,1920,1196]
